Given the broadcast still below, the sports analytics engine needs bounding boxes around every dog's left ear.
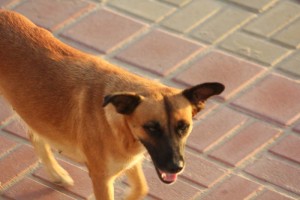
[182,82,224,115]
[102,92,143,115]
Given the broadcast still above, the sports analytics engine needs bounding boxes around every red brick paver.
[115,29,202,76]
[0,0,18,8]
[3,178,75,200]
[269,134,300,164]
[3,119,28,140]
[198,175,260,200]
[209,122,282,166]
[245,156,300,195]
[0,135,17,156]
[0,0,300,199]
[61,8,146,54]
[255,190,295,200]
[187,107,248,153]
[232,73,300,126]
[293,122,300,134]
[0,145,38,188]
[14,0,94,31]
[174,51,265,100]
[181,152,225,188]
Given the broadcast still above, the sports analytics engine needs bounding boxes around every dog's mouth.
[139,140,182,184]
[154,166,178,184]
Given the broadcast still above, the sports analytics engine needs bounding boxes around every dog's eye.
[176,120,189,136]
[143,121,162,137]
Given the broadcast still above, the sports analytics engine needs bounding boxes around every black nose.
[167,159,184,173]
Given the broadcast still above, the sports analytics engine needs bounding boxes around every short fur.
[0,10,224,200]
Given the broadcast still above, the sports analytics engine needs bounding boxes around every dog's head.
[103,82,224,184]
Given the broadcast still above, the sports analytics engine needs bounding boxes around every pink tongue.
[160,170,177,182]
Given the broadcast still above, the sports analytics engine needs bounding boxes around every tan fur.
[0,10,224,200]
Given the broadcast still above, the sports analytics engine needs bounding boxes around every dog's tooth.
[161,172,166,179]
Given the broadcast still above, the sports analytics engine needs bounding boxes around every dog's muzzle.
[154,159,184,184]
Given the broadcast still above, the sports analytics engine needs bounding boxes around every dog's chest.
[108,153,144,175]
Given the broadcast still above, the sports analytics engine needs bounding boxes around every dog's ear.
[182,82,224,115]
[102,92,143,115]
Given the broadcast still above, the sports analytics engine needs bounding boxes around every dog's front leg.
[88,166,114,200]
[28,130,74,186]
[125,161,149,200]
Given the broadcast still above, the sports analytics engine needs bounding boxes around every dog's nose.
[168,159,184,173]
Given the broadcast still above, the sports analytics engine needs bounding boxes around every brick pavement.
[0,0,300,199]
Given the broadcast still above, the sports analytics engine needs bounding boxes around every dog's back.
[0,10,85,137]
[0,10,78,60]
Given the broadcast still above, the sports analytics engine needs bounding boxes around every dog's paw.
[53,173,74,187]
[49,168,74,187]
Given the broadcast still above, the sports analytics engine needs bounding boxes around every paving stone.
[0,96,14,124]
[0,0,18,7]
[108,0,174,22]
[269,134,300,164]
[143,165,201,200]
[209,122,281,166]
[34,159,93,199]
[174,51,265,100]
[0,145,38,187]
[115,29,202,76]
[181,151,225,187]
[278,51,300,77]
[61,8,146,54]
[273,18,300,48]
[14,0,94,31]
[0,0,10,6]
[187,107,248,153]
[198,175,260,200]
[3,119,28,140]
[245,155,300,195]
[161,0,221,33]
[220,32,289,65]
[293,122,300,134]
[227,0,278,12]
[0,135,17,157]
[2,177,75,200]
[232,73,300,126]
[255,190,295,200]
[192,8,254,44]
[161,0,191,6]
[244,2,300,37]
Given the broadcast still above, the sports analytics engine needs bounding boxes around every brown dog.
[0,10,224,200]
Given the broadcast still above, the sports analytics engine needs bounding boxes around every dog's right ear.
[102,92,143,115]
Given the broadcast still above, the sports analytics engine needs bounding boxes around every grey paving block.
[161,0,221,33]
[244,1,300,37]
[192,8,254,44]
[108,0,174,22]
[227,0,278,12]
[273,18,300,48]
[278,51,300,77]
[161,0,191,6]
[220,32,289,65]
